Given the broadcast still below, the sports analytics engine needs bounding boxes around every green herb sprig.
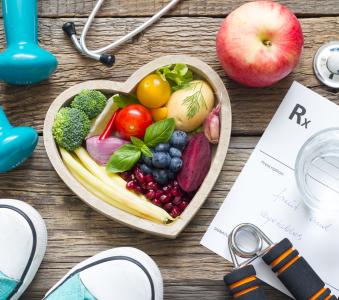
[106,118,176,173]
[183,82,207,119]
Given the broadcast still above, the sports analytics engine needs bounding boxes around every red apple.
[216,1,303,87]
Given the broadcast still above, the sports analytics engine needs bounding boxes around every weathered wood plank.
[1,16,338,136]
[35,0,339,17]
[0,137,288,299]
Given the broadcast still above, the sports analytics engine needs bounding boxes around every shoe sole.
[0,199,47,300]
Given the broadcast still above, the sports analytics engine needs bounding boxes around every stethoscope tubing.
[67,0,181,64]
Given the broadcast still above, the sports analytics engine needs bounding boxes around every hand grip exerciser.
[0,107,38,172]
[0,0,58,84]
[225,223,337,300]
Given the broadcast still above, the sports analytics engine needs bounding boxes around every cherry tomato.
[151,107,168,121]
[136,74,171,109]
[115,104,153,139]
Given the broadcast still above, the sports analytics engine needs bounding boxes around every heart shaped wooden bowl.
[44,55,232,238]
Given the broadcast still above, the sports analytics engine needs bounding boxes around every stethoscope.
[62,0,181,67]
[314,41,339,89]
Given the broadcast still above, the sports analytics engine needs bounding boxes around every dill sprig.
[183,82,207,119]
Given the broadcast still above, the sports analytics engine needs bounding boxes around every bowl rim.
[43,55,232,239]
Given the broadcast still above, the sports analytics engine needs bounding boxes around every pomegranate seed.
[155,190,163,199]
[172,196,182,206]
[147,181,159,191]
[120,172,129,181]
[126,181,135,190]
[160,194,171,204]
[173,180,179,187]
[171,187,182,197]
[162,186,171,193]
[179,201,188,211]
[163,203,173,212]
[152,198,162,207]
[144,174,153,183]
[170,206,181,218]
[134,185,143,194]
[130,174,136,181]
[135,168,145,183]
[146,190,155,200]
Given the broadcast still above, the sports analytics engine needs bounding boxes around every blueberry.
[169,147,182,158]
[141,149,155,167]
[153,169,169,185]
[169,157,183,172]
[168,171,175,180]
[140,164,153,175]
[152,152,171,168]
[155,143,170,152]
[170,130,188,150]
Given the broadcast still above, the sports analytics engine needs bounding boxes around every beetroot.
[177,133,212,192]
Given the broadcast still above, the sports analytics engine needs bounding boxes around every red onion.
[86,136,129,165]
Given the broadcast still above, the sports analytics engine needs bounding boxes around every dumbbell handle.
[224,265,268,299]
[262,238,337,300]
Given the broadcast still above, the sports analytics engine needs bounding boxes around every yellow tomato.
[151,107,168,121]
[136,74,171,108]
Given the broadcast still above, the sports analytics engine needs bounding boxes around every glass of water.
[295,128,339,215]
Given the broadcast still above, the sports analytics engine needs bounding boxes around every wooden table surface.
[1,1,338,299]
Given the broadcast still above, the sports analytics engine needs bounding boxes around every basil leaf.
[144,118,175,147]
[130,136,144,149]
[141,144,153,157]
[106,144,141,173]
[113,94,138,108]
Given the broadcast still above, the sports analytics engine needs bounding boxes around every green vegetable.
[183,82,207,119]
[106,118,175,173]
[156,64,193,91]
[113,94,139,108]
[52,107,90,151]
[130,137,153,157]
[71,90,107,119]
[144,118,175,147]
[106,144,141,173]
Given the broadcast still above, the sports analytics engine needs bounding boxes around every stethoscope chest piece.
[314,41,339,88]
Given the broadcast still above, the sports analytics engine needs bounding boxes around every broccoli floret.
[71,90,107,119]
[52,107,90,151]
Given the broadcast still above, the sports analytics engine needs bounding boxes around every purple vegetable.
[86,136,129,165]
[204,104,220,144]
[177,133,212,192]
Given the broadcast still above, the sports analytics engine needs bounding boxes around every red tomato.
[115,104,153,139]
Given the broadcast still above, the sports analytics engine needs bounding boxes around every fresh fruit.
[152,152,171,169]
[153,169,169,185]
[136,74,171,109]
[151,107,168,121]
[115,104,153,139]
[121,168,192,218]
[155,143,170,152]
[216,1,303,87]
[140,163,153,174]
[169,130,188,150]
[169,157,183,172]
[169,147,182,158]
[167,80,215,131]
[178,133,212,192]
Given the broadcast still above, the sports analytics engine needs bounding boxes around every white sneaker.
[0,199,47,300]
[44,247,164,300]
